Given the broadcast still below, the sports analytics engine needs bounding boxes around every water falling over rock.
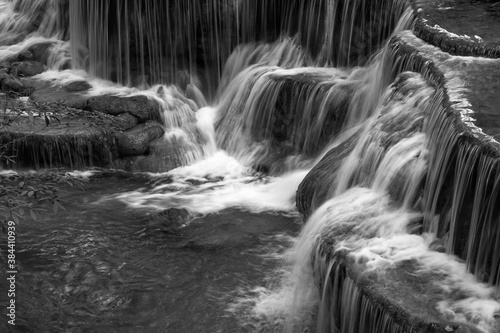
[1,0,500,332]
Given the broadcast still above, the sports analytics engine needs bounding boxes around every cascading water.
[1,0,500,332]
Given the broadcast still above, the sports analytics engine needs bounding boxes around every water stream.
[1,0,500,332]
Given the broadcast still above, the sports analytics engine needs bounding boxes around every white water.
[115,151,309,216]
[2,2,499,332]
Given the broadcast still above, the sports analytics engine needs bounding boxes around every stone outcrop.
[0,106,116,168]
[0,94,179,171]
[0,51,183,172]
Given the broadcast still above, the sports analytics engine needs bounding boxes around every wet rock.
[30,84,89,109]
[111,136,187,173]
[314,250,484,333]
[0,74,24,93]
[27,42,54,65]
[19,77,53,92]
[296,134,359,219]
[147,137,186,171]
[87,95,161,122]
[114,122,165,157]
[65,80,92,92]
[150,208,191,230]
[10,61,45,77]
[114,112,139,131]
[0,70,8,85]
[17,50,34,61]
[0,113,116,168]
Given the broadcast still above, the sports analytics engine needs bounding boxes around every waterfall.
[67,0,407,98]
[388,32,500,293]
[1,0,500,332]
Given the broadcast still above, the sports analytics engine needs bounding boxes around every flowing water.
[1,0,500,332]
[2,169,302,332]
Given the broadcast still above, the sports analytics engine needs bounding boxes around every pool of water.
[0,172,302,332]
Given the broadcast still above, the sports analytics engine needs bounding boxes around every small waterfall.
[67,0,408,98]
[69,0,238,97]
[154,84,216,166]
[2,0,500,332]
[213,7,414,170]
[285,70,432,332]
[239,0,408,67]
[283,8,500,332]
[389,32,500,291]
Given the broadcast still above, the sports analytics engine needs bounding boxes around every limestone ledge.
[412,0,500,59]
[297,15,500,333]
[389,32,500,156]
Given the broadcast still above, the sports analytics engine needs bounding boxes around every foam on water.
[115,151,310,216]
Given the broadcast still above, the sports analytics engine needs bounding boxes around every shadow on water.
[1,173,301,333]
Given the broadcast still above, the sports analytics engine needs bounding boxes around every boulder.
[19,77,53,92]
[113,112,139,131]
[10,61,45,77]
[0,75,24,93]
[296,135,359,218]
[87,95,161,122]
[111,136,187,173]
[149,208,192,231]
[17,50,34,61]
[65,80,92,92]
[27,42,54,65]
[114,121,165,157]
[146,136,188,171]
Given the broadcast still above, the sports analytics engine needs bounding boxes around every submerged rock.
[150,208,192,230]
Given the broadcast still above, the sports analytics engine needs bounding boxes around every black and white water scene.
[1,0,500,332]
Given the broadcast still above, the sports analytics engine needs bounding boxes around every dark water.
[1,173,300,333]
